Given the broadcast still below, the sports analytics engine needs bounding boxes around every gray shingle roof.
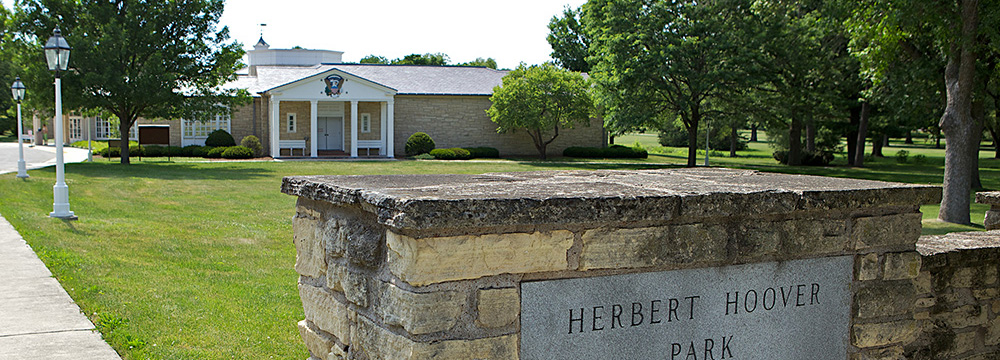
[234,64,509,96]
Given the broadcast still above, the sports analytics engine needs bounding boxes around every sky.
[0,0,586,69]
[220,0,586,69]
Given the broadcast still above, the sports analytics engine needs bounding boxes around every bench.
[356,140,383,156]
[279,140,307,156]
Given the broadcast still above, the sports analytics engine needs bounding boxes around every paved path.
[0,143,91,175]
[0,215,119,359]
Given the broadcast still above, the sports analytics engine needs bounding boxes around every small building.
[59,38,606,158]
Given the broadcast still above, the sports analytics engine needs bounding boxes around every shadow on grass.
[52,162,275,181]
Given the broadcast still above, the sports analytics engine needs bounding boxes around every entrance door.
[317,116,344,150]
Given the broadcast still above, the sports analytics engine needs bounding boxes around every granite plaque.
[521,256,852,359]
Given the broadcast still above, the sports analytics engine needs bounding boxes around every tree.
[848,0,996,224]
[392,53,449,66]
[359,54,389,64]
[13,0,246,164]
[547,6,591,72]
[584,0,763,167]
[457,57,498,69]
[486,64,593,160]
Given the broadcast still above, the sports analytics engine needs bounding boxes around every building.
[58,38,606,157]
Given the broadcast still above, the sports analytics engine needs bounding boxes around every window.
[95,116,137,140]
[182,113,230,138]
[360,113,371,133]
[287,113,297,133]
[69,117,83,140]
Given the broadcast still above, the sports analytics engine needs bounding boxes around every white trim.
[380,103,387,156]
[350,100,358,157]
[270,98,280,157]
[386,99,394,158]
[287,112,297,133]
[310,100,318,158]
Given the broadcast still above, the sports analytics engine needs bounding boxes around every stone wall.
[282,168,954,359]
[907,232,1000,359]
[392,95,606,157]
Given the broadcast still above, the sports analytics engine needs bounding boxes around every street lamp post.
[45,27,76,220]
[11,77,28,179]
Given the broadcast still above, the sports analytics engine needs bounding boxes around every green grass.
[0,160,665,359]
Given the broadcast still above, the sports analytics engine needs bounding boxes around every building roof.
[232,64,509,96]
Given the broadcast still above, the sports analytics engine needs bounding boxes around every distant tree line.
[358,53,499,69]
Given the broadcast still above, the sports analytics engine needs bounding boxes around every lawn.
[0,159,667,359]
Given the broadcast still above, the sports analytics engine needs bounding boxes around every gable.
[266,68,397,101]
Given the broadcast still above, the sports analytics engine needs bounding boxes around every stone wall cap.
[976,191,1000,205]
[917,230,1000,256]
[282,168,941,230]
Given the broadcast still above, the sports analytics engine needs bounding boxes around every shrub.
[913,154,928,164]
[206,146,229,158]
[205,129,236,147]
[129,145,144,157]
[429,147,471,160]
[99,146,121,158]
[563,145,648,159]
[464,147,500,159]
[772,150,834,166]
[413,153,435,160]
[895,150,910,163]
[143,145,167,157]
[240,135,263,157]
[405,132,435,156]
[165,146,184,156]
[192,146,213,158]
[221,146,254,159]
[181,145,202,157]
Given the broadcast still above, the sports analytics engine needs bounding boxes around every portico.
[265,69,396,158]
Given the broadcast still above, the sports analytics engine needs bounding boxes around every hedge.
[563,145,648,159]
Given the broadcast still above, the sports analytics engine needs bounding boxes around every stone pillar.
[977,192,1000,230]
[282,169,941,359]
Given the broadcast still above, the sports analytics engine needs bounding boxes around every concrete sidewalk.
[0,143,92,175]
[0,215,119,359]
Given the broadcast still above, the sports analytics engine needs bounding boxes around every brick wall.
[393,95,605,157]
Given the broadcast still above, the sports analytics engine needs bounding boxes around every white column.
[16,102,28,178]
[50,77,74,219]
[386,99,395,158]
[380,102,387,156]
[270,97,280,157]
[310,100,318,158]
[350,100,358,158]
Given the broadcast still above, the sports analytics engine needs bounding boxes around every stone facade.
[282,168,976,359]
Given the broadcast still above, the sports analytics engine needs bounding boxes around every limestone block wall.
[282,168,947,359]
[907,232,1000,358]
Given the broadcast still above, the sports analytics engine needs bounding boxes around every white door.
[317,116,344,150]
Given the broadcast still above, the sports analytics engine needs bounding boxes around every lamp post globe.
[11,77,28,179]
[44,27,76,220]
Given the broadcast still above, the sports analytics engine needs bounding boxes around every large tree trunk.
[872,134,886,157]
[730,124,738,157]
[119,117,133,165]
[854,102,871,167]
[847,105,860,166]
[938,0,979,225]
[750,123,758,142]
[905,130,913,144]
[805,118,816,153]
[685,107,700,167]
[788,115,802,166]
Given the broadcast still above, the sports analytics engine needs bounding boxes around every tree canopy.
[486,64,593,160]
[358,53,498,69]
[11,0,247,164]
